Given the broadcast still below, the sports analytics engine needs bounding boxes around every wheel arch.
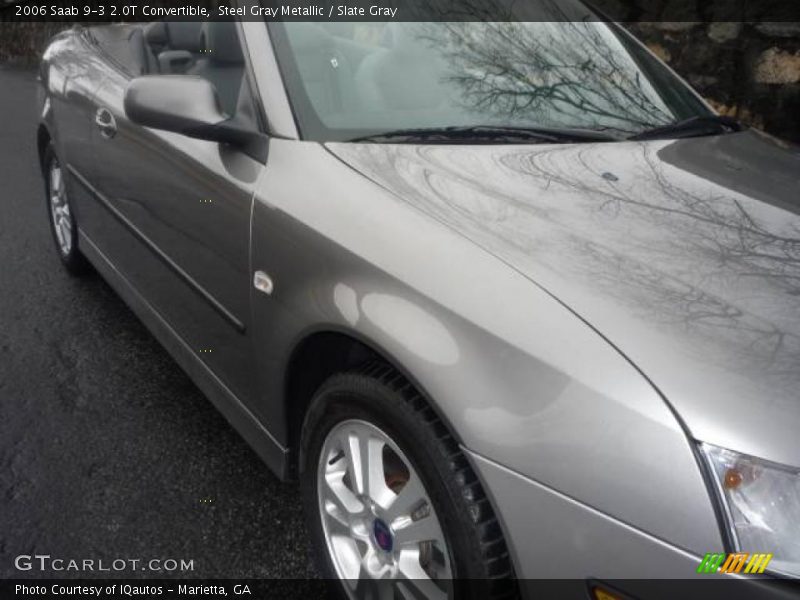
[282,327,467,478]
[37,122,52,172]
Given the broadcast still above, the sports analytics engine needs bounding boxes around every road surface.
[0,66,316,582]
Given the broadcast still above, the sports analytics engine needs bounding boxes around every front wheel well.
[284,332,467,478]
[285,332,382,470]
[37,124,52,171]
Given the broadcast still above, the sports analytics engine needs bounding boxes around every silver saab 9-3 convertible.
[37,3,800,598]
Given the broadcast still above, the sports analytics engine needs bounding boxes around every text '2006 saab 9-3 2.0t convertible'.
[37,4,800,599]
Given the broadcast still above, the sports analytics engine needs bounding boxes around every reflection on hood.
[328,130,800,465]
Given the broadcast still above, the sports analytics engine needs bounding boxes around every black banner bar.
[2,0,800,23]
[3,578,800,600]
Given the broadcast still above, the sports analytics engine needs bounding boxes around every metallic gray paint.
[251,139,722,554]
[86,65,261,407]
[468,449,705,579]
[327,134,800,468]
[37,22,799,579]
[470,451,800,598]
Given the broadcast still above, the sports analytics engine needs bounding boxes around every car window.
[269,20,711,142]
[94,21,258,127]
[89,25,152,77]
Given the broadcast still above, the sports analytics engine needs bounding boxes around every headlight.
[701,443,800,577]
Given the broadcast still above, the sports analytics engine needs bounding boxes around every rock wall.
[628,22,800,142]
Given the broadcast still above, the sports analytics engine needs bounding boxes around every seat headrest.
[202,21,244,65]
[144,22,168,48]
[167,22,204,53]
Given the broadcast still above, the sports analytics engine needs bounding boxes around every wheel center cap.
[372,519,393,552]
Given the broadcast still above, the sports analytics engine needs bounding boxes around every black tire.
[300,362,518,599]
[43,143,90,276]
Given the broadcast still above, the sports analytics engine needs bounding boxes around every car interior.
[143,21,206,75]
[282,22,451,128]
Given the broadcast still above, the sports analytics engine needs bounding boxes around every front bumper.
[466,450,799,598]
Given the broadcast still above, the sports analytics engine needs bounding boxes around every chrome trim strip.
[68,164,246,333]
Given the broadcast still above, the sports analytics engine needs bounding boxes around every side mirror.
[124,76,266,162]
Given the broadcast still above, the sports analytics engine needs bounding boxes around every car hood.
[327,131,800,467]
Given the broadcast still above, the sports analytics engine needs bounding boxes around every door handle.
[95,107,117,139]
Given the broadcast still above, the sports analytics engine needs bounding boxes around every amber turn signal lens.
[592,586,624,600]
[724,468,743,489]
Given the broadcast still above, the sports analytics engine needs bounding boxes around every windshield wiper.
[347,125,617,144]
[627,115,743,141]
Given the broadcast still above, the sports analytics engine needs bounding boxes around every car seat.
[144,22,204,74]
[188,22,245,117]
[128,27,158,75]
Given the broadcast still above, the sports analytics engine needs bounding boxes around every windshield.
[268,21,712,142]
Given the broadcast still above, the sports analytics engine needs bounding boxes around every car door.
[76,22,264,406]
[47,29,112,219]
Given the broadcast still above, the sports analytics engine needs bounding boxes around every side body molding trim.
[77,230,289,478]
[67,164,247,333]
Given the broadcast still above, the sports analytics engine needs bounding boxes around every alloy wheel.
[317,419,453,599]
[49,159,72,256]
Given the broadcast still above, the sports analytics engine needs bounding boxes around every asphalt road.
[0,67,317,582]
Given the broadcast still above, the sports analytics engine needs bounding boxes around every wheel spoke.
[392,513,444,548]
[54,218,66,247]
[342,429,392,505]
[50,167,62,194]
[363,546,393,580]
[327,513,351,538]
[396,549,448,600]
[365,439,397,509]
[328,470,362,512]
[330,535,362,581]
[342,430,368,496]
[59,220,72,253]
[385,474,427,522]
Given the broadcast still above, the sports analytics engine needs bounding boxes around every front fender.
[249,139,723,559]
